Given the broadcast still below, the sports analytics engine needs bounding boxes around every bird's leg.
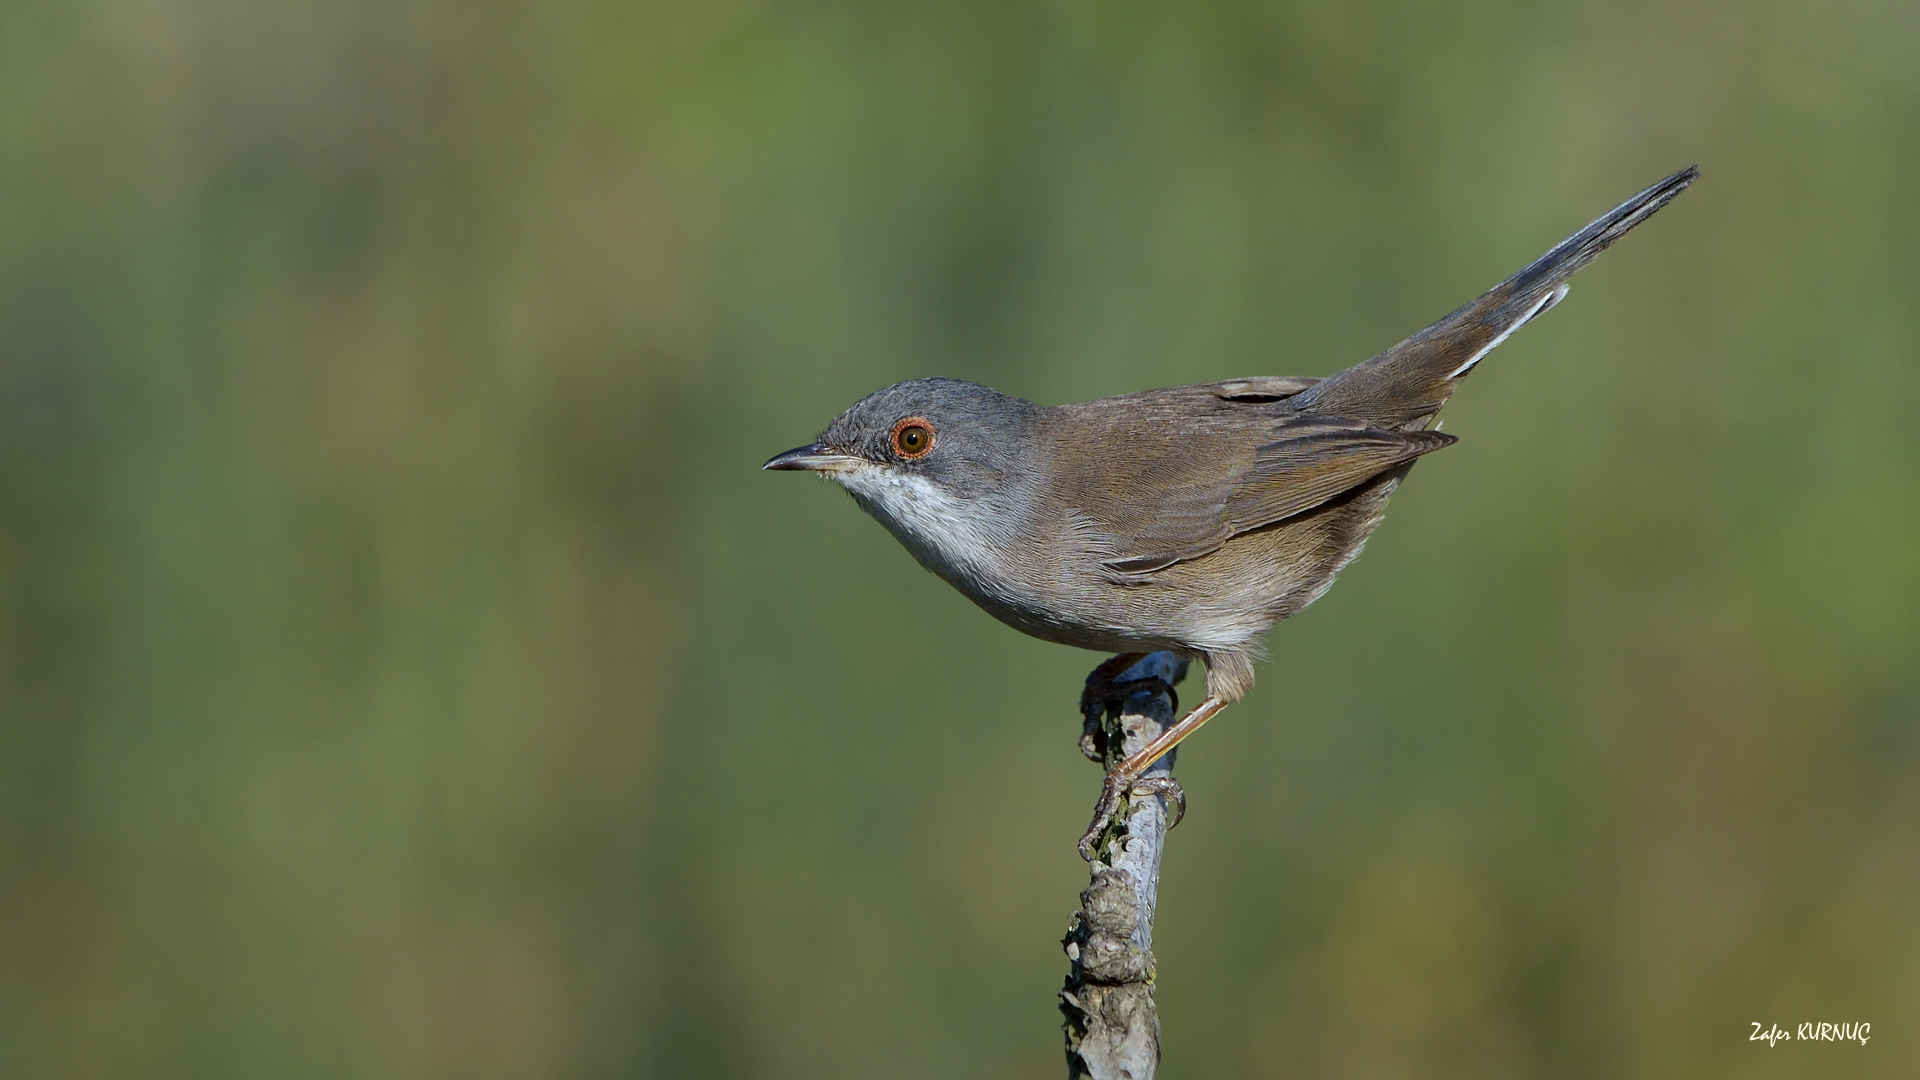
[1078,695,1229,859]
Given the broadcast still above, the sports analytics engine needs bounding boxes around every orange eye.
[892,417,935,459]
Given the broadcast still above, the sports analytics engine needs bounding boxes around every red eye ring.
[891,416,935,459]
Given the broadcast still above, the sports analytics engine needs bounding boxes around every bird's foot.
[1130,775,1186,830]
[1076,769,1187,861]
[1078,652,1150,763]
[1077,769,1130,860]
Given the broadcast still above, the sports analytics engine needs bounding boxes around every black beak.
[762,443,859,471]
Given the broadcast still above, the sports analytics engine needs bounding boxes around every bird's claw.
[1129,774,1186,830]
[1077,769,1130,860]
[1078,653,1152,763]
[1076,769,1187,860]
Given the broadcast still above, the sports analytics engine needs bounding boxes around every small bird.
[767,167,1697,854]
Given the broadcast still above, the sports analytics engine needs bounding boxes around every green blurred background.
[2,0,1916,1077]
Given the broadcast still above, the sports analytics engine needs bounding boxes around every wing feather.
[1097,414,1455,578]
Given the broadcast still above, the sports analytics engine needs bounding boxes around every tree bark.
[1060,651,1187,1080]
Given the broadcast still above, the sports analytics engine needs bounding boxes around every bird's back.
[1004,167,1703,659]
[1006,379,1416,667]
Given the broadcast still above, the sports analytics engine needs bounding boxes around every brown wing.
[1042,379,1319,572]
[1096,414,1454,577]
[1199,375,1320,402]
[1226,416,1455,536]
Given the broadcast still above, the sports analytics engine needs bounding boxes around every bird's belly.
[865,466,1402,657]
[937,552,1275,656]
[948,580,1184,654]
[946,476,1405,655]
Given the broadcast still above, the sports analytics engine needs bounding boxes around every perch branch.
[1060,651,1188,1080]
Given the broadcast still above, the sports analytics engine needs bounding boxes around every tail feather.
[1296,166,1699,428]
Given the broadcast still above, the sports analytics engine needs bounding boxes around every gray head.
[763,378,1047,585]
[763,377,1042,500]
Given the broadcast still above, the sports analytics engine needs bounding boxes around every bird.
[765,166,1698,855]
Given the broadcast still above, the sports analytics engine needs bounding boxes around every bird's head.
[763,378,1043,562]
[764,377,1039,493]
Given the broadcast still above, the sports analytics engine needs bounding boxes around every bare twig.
[1060,651,1187,1080]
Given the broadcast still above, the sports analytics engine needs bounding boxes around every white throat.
[828,462,1010,586]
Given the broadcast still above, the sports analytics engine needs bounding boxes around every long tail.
[1295,166,1699,428]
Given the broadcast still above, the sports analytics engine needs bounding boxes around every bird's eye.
[891,417,935,459]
